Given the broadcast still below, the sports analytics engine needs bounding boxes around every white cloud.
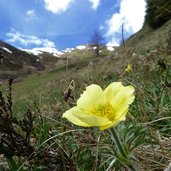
[89,0,100,10]
[106,40,119,47]
[106,41,119,47]
[43,0,74,14]
[26,10,37,21]
[6,29,55,48]
[105,0,146,45]
[26,10,36,17]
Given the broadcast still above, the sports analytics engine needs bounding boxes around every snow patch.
[2,47,12,53]
[76,45,86,50]
[107,46,114,51]
[23,47,64,57]
[106,42,115,51]
[64,48,74,53]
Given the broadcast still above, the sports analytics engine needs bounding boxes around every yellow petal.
[104,82,123,102]
[100,114,126,130]
[63,106,112,127]
[112,85,135,107]
[107,84,134,119]
[77,84,104,111]
[125,64,132,72]
[63,107,91,127]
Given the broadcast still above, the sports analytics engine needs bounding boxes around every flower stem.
[110,128,137,171]
[110,128,127,158]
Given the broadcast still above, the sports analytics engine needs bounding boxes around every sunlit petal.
[110,85,135,119]
[104,82,123,102]
[63,107,91,127]
[63,106,112,127]
[77,84,104,111]
[100,115,126,130]
[125,64,132,72]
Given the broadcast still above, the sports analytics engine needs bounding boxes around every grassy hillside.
[0,20,171,170]
[125,20,171,50]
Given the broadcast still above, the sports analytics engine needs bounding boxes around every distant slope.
[0,41,65,80]
[0,41,46,70]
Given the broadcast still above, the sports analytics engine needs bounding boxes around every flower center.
[91,103,115,121]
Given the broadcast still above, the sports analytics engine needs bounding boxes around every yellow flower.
[62,82,135,130]
[125,64,132,72]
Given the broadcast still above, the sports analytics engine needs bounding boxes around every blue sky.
[0,0,146,50]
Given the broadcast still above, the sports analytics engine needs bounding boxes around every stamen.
[91,103,115,121]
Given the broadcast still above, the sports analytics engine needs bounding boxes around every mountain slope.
[0,41,45,80]
[0,41,65,79]
[125,20,171,50]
